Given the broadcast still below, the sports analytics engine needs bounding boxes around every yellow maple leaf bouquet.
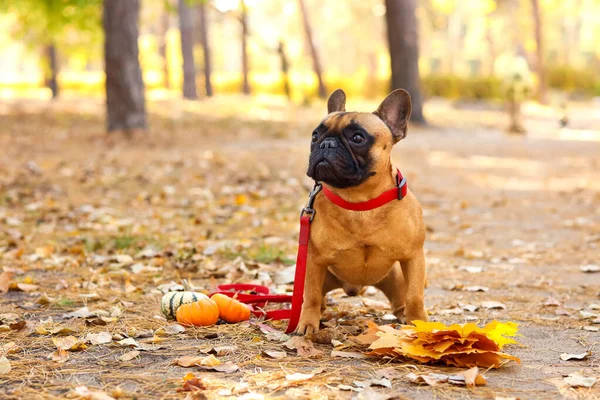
[355,320,520,368]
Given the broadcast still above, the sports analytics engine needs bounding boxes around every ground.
[0,95,599,400]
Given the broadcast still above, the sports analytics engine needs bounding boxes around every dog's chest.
[310,210,411,285]
[327,243,396,285]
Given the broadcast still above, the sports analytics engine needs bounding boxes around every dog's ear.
[327,89,346,114]
[373,89,412,143]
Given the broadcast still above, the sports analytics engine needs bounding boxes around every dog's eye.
[351,134,365,144]
[311,132,318,142]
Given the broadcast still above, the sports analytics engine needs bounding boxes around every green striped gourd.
[161,291,208,320]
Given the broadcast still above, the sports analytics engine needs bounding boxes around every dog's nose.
[320,138,338,149]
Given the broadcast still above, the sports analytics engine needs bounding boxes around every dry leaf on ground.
[262,350,286,359]
[580,264,600,273]
[48,348,69,363]
[284,336,323,357]
[172,356,205,367]
[331,350,366,359]
[356,320,520,368]
[74,386,115,400]
[560,351,591,361]
[118,350,140,361]
[199,362,239,373]
[85,332,113,345]
[0,356,11,374]
[564,372,596,388]
[53,336,87,351]
[0,271,15,293]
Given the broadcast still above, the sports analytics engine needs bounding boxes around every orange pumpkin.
[175,297,219,327]
[211,293,251,323]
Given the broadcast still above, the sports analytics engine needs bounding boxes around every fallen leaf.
[273,265,295,284]
[286,372,315,382]
[369,378,392,388]
[155,324,186,336]
[262,350,286,359]
[543,297,561,307]
[0,271,15,293]
[580,264,600,273]
[12,283,39,292]
[560,351,591,361]
[118,350,140,361]
[464,286,489,292]
[1,342,20,355]
[284,336,323,358]
[0,356,11,374]
[361,297,390,310]
[199,362,239,373]
[449,367,487,387]
[582,326,599,332]
[201,346,237,356]
[375,367,404,380]
[257,323,290,342]
[85,332,112,345]
[74,386,115,400]
[481,301,506,310]
[580,310,598,319]
[64,307,93,319]
[200,354,221,367]
[406,372,448,386]
[331,350,366,359]
[458,266,484,273]
[48,348,69,363]
[117,338,138,347]
[53,336,87,351]
[308,327,346,344]
[172,356,204,367]
[178,373,207,392]
[564,372,596,388]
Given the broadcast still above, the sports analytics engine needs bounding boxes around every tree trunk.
[278,41,291,100]
[197,1,213,96]
[531,0,546,103]
[384,0,425,123]
[159,6,170,89]
[103,0,147,133]
[485,19,496,75]
[297,0,326,99]
[45,43,59,99]
[240,0,250,95]
[178,0,197,99]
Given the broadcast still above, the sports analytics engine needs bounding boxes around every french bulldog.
[296,88,429,334]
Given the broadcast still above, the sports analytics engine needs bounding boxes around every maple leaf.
[358,320,520,368]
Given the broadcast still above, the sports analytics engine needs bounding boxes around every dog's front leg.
[296,256,327,334]
[400,250,429,324]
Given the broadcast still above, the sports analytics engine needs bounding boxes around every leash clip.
[300,183,322,221]
[397,177,407,200]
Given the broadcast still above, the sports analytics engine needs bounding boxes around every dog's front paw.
[405,307,429,325]
[295,310,321,335]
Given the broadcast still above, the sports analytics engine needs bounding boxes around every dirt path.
[0,96,598,399]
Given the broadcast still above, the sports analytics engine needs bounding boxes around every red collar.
[321,168,407,211]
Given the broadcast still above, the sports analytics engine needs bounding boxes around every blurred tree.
[531,0,546,103]
[240,0,250,94]
[44,44,59,98]
[0,0,101,99]
[159,1,171,89]
[179,0,198,99]
[103,0,147,132]
[278,41,291,100]
[297,0,326,99]
[197,0,213,96]
[384,0,425,123]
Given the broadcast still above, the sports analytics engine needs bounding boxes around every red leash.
[212,168,407,333]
